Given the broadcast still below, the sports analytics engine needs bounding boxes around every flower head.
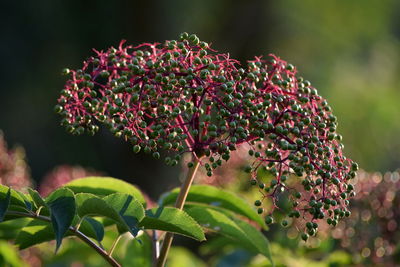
[56,33,357,236]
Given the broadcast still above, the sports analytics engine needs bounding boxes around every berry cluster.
[56,33,357,237]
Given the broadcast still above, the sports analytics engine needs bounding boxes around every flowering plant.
[0,33,356,266]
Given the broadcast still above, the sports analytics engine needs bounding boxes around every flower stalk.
[157,155,202,267]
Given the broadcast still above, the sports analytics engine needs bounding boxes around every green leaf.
[28,189,48,213]
[46,188,76,252]
[186,207,273,265]
[64,177,146,207]
[15,220,54,249]
[199,235,236,255]
[75,193,144,236]
[14,216,102,250]
[160,185,265,228]
[0,240,28,267]
[103,193,145,236]
[15,191,32,211]
[75,193,122,222]
[0,185,28,210]
[0,188,11,222]
[139,207,205,241]
[120,233,152,267]
[233,218,273,265]
[80,217,104,244]
[0,218,31,240]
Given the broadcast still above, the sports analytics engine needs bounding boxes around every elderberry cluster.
[56,33,357,237]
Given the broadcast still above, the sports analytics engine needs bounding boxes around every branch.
[6,211,121,267]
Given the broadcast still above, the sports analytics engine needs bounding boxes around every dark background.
[1,0,399,198]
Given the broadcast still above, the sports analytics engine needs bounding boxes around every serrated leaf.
[64,177,146,207]
[103,193,145,236]
[0,188,11,222]
[160,185,265,228]
[186,207,273,265]
[139,207,205,241]
[46,188,76,252]
[75,193,144,237]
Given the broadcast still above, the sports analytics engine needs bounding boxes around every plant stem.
[109,235,122,257]
[156,156,201,267]
[6,211,121,267]
[152,230,160,263]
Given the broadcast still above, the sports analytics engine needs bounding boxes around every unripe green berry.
[133,145,141,153]
[244,165,252,173]
[265,216,273,224]
[301,233,309,241]
[54,105,63,113]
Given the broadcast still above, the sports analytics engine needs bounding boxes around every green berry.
[152,152,160,159]
[301,233,309,241]
[133,145,141,153]
[244,165,252,173]
[61,68,70,75]
[54,105,63,113]
[265,216,273,224]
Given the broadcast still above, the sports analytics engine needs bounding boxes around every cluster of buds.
[0,132,31,191]
[56,33,357,237]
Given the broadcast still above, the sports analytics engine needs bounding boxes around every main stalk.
[156,156,201,267]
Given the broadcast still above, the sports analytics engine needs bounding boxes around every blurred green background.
[1,0,399,193]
